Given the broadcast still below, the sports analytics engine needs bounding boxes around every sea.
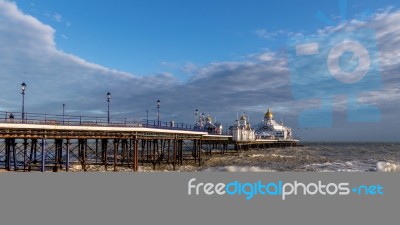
[195,142,400,172]
[58,142,400,172]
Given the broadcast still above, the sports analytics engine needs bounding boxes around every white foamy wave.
[377,162,400,172]
[249,154,265,158]
[202,166,275,172]
[270,154,295,158]
[304,161,375,172]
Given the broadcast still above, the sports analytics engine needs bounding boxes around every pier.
[0,111,298,172]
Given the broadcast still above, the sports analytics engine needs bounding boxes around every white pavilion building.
[231,113,256,141]
[255,109,293,140]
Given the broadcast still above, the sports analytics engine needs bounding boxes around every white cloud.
[254,29,285,39]
[53,13,62,22]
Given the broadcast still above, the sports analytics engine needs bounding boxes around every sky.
[0,0,400,141]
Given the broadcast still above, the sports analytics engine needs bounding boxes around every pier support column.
[146,140,150,162]
[120,139,126,166]
[157,139,165,166]
[5,139,10,171]
[11,139,17,171]
[113,139,119,172]
[141,140,145,165]
[152,140,157,170]
[65,139,70,172]
[53,139,63,172]
[102,139,108,171]
[41,138,46,172]
[28,139,37,171]
[172,139,177,170]
[83,139,87,171]
[53,139,59,172]
[23,139,28,171]
[192,140,197,163]
[133,138,138,172]
[95,139,98,164]
[167,139,171,164]
[128,139,132,168]
[78,139,87,172]
[198,140,202,166]
[179,140,183,166]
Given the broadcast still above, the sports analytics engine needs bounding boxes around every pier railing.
[0,111,203,132]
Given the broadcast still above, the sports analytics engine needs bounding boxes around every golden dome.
[265,108,273,119]
[206,115,212,122]
[240,113,246,121]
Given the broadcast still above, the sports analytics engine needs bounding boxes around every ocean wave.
[304,161,376,172]
[377,162,400,172]
[202,166,276,172]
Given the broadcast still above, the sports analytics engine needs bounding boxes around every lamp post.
[157,100,160,126]
[62,104,65,125]
[195,109,198,128]
[21,82,26,122]
[107,92,111,124]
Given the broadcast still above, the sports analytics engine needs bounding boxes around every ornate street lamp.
[62,104,65,125]
[157,100,160,126]
[21,82,26,122]
[107,92,111,124]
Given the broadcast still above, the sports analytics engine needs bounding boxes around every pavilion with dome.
[193,111,223,135]
[230,112,256,141]
[255,109,293,140]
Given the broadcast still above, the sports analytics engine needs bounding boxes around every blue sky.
[1,0,400,141]
[14,0,399,77]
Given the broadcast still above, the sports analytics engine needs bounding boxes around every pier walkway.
[0,111,297,172]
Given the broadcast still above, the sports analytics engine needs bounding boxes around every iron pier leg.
[147,140,150,162]
[41,138,46,172]
[28,139,36,171]
[167,140,171,164]
[173,139,177,170]
[66,139,70,172]
[158,139,161,166]
[23,139,28,171]
[33,140,38,164]
[153,140,156,170]
[83,139,87,172]
[122,139,127,166]
[113,139,119,172]
[102,139,108,171]
[59,139,63,169]
[95,139,98,164]
[134,138,138,171]
[5,139,10,171]
[53,139,59,172]
[192,140,197,162]
[141,140,145,165]
[157,140,161,166]
[128,139,132,168]
[12,139,17,171]
[179,140,183,166]
[198,140,202,166]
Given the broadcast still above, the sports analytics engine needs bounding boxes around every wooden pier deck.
[0,119,298,172]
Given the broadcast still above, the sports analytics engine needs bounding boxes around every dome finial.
[206,114,212,123]
[240,112,246,121]
[265,108,273,120]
